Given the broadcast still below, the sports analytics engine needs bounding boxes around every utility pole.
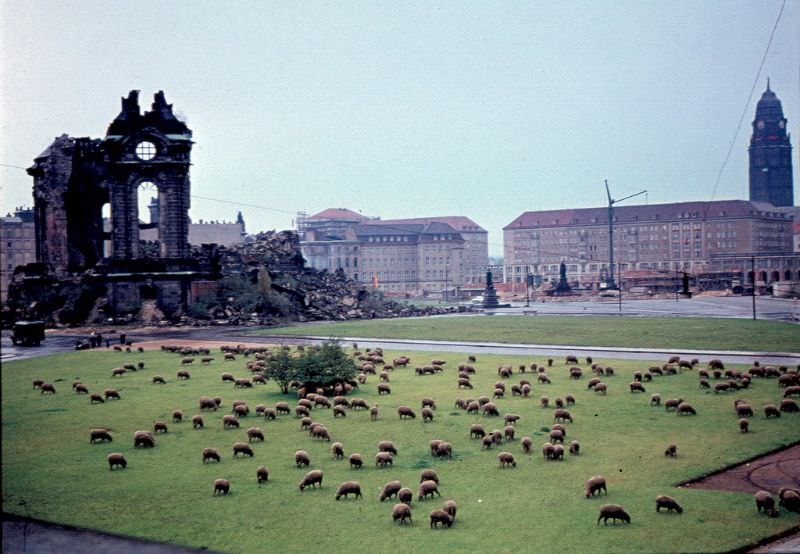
[605,180,647,289]
[751,256,757,320]
[617,263,622,314]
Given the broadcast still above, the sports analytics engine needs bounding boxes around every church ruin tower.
[749,81,794,207]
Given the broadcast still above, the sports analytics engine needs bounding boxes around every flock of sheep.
[31,342,800,530]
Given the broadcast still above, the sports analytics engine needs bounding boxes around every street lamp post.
[605,180,647,290]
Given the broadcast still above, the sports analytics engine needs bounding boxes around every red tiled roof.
[367,216,486,232]
[306,208,370,222]
[503,200,788,230]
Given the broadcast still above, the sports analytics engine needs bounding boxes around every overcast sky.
[1,1,798,256]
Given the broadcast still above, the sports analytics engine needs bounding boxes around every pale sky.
[1,1,798,256]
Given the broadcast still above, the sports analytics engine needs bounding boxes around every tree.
[264,348,297,393]
[264,341,357,395]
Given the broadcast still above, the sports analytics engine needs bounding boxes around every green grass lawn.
[255,316,800,352]
[3,347,799,553]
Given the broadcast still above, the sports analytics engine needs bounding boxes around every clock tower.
[748,81,794,207]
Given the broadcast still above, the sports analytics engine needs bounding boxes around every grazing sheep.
[542,442,555,460]
[398,487,414,505]
[421,407,435,423]
[378,441,398,456]
[481,436,494,450]
[498,452,517,468]
[380,480,402,501]
[420,469,439,484]
[594,383,608,395]
[597,504,631,525]
[739,418,749,433]
[570,367,583,379]
[201,357,214,364]
[90,429,113,443]
[504,413,520,426]
[778,488,800,513]
[103,389,120,400]
[585,476,607,498]
[256,466,269,484]
[181,357,195,366]
[521,436,533,454]
[234,378,253,389]
[247,427,265,442]
[714,382,731,393]
[107,453,127,470]
[735,402,754,417]
[202,447,221,463]
[566,394,576,405]
[312,426,331,441]
[470,424,486,439]
[199,397,217,411]
[133,431,155,448]
[569,440,581,455]
[554,409,573,423]
[177,370,191,380]
[650,394,661,407]
[655,495,683,514]
[457,378,473,389]
[664,444,677,457]
[32,379,45,389]
[466,401,480,414]
[764,404,781,418]
[275,402,291,415]
[493,388,505,399]
[780,398,799,413]
[333,406,347,418]
[677,402,696,416]
[551,444,565,461]
[419,480,441,500]
[664,398,683,411]
[296,469,323,491]
[263,408,276,421]
[153,421,168,433]
[111,367,127,378]
[566,355,579,364]
[74,383,89,395]
[436,442,453,459]
[430,510,454,528]
[39,383,56,395]
[221,372,235,382]
[754,490,779,517]
[152,376,166,384]
[376,452,394,467]
[223,415,240,429]
[295,405,310,418]
[90,393,104,404]
[349,453,364,469]
[398,406,416,419]
[350,398,369,410]
[213,479,230,495]
[504,426,515,441]
[331,442,345,459]
[482,402,500,417]
[629,382,645,393]
[392,503,412,524]
[233,442,254,458]
[335,481,363,500]
[587,378,601,390]
[538,374,551,384]
[521,384,532,397]
[295,450,311,467]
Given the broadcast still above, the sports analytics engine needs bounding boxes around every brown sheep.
[498,451,517,468]
[350,398,369,410]
[152,376,166,384]
[420,469,439,484]
[255,466,269,483]
[380,480,402,501]
[482,402,500,417]
[295,405,310,418]
[418,480,441,500]
[754,490,779,517]
[104,389,120,400]
[587,378,601,390]
[566,394,576,405]
[298,469,323,491]
[664,444,677,457]
[664,398,683,411]
[422,407,434,423]
[504,426,515,441]
[504,413,521,426]
[655,495,683,514]
[202,447,221,463]
[436,442,453,459]
[457,378,473,389]
[275,402,291,415]
[677,402,696,416]
[312,426,331,441]
[181,357,195,366]
[538,373,551,384]
[32,379,45,389]
[430,509,453,528]
[550,444,564,461]
[421,397,437,410]
[470,424,486,439]
[597,504,631,525]
[223,415,240,429]
[629,381,645,393]
[554,409,573,423]
[540,396,550,408]
[398,487,413,505]
[74,383,89,395]
[570,367,583,379]
[521,436,533,454]
[739,418,749,433]
[778,488,800,512]
[90,429,113,443]
[331,442,345,459]
[585,476,607,498]
[398,406,416,419]
[177,370,191,380]
[566,355,579,364]
[466,401,480,414]
[213,479,230,495]
[133,431,155,448]
[90,394,104,404]
[349,453,363,469]
[781,398,799,413]
[392,503,412,524]
[221,372,235,382]
[201,357,214,364]
[764,404,781,418]
[569,440,581,455]
[375,452,394,467]
[173,410,183,423]
[111,367,127,378]
[335,481,362,500]
[234,378,253,389]
[295,450,311,467]
[263,408,277,420]
[107,453,127,470]
[153,421,168,433]
[370,404,379,420]
[443,499,457,519]
[594,383,608,395]
[378,441,398,456]
[650,394,661,407]
[199,397,217,411]
[233,442,254,458]
[247,427,265,442]
[192,415,204,429]
[333,406,347,418]
[542,442,555,460]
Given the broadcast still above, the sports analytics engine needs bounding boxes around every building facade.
[0,208,36,303]
[749,82,794,207]
[503,200,797,290]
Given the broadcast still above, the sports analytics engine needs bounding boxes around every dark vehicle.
[10,321,46,346]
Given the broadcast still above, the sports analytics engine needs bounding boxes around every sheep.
[420,469,439,484]
[349,453,364,469]
[554,409,573,423]
[470,424,486,439]
[566,394,576,405]
[542,442,555,460]
[648,393,662,407]
[521,436,533,454]
[312,426,331,441]
[181,357,195,365]
[398,406,416,419]
[436,442,453,459]
[350,398,369,410]
[781,398,799,413]
[655,495,683,514]
[221,372,235,382]
[754,490,779,517]
[152,376,166,384]
[784,386,800,398]
[111,367,127,378]
[466,401,480,414]
[378,441,398,456]
[39,383,56,395]
[295,405,310,418]
[521,384,532,397]
[538,373,551,384]
[262,408,276,421]
[392,503,412,524]
[587,378,601,390]
[90,393,104,404]
[201,357,214,364]
[504,426,515,441]
[540,396,550,409]
[457,378,473,389]
[173,410,183,423]
[569,440,581,455]
[491,429,503,445]
[233,442,254,458]
[629,382,645,393]
[335,481,363,500]
[664,398,683,411]
[376,452,394,467]
[177,370,191,380]
[735,402,754,417]
[213,479,230,495]
[331,405,346,418]
[482,402,500,417]
[202,447,221,463]
[291,449,310,467]
[191,415,204,429]
[585,476,607,498]
[107,453,127,470]
[398,487,414,505]
[764,404,781,418]
[504,413,521,426]
[234,378,253,389]
[380,480,403,501]
[102,389,120,401]
[153,421,168,434]
[714,382,730,393]
[778,488,800,513]
[90,429,113,443]
[133,431,155,448]
[331,442,345,459]
[430,510,453,528]
[597,504,631,525]
[199,397,217,411]
[418,480,441,500]
[32,379,44,389]
[498,452,517,468]
[732,416,750,433]
[551,444,565,461]
[481,437,494,450]
[664,444,677,457]
[565,355,579,365]
[677,402,696,416]
[593,383,608,395]
[247,427,265,442]
[74,383,89,395]
[223,415,240,429]
[255,466,269,484]
[570,367,583,379]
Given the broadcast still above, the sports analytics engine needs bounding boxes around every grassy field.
[255,316,800,352]
[2,347,799,553]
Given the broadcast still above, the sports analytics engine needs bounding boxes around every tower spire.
[766,76,770,91]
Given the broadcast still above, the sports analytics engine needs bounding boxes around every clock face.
[778,120,785,129]
[135,141,157,161]
[757,120,765,130]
